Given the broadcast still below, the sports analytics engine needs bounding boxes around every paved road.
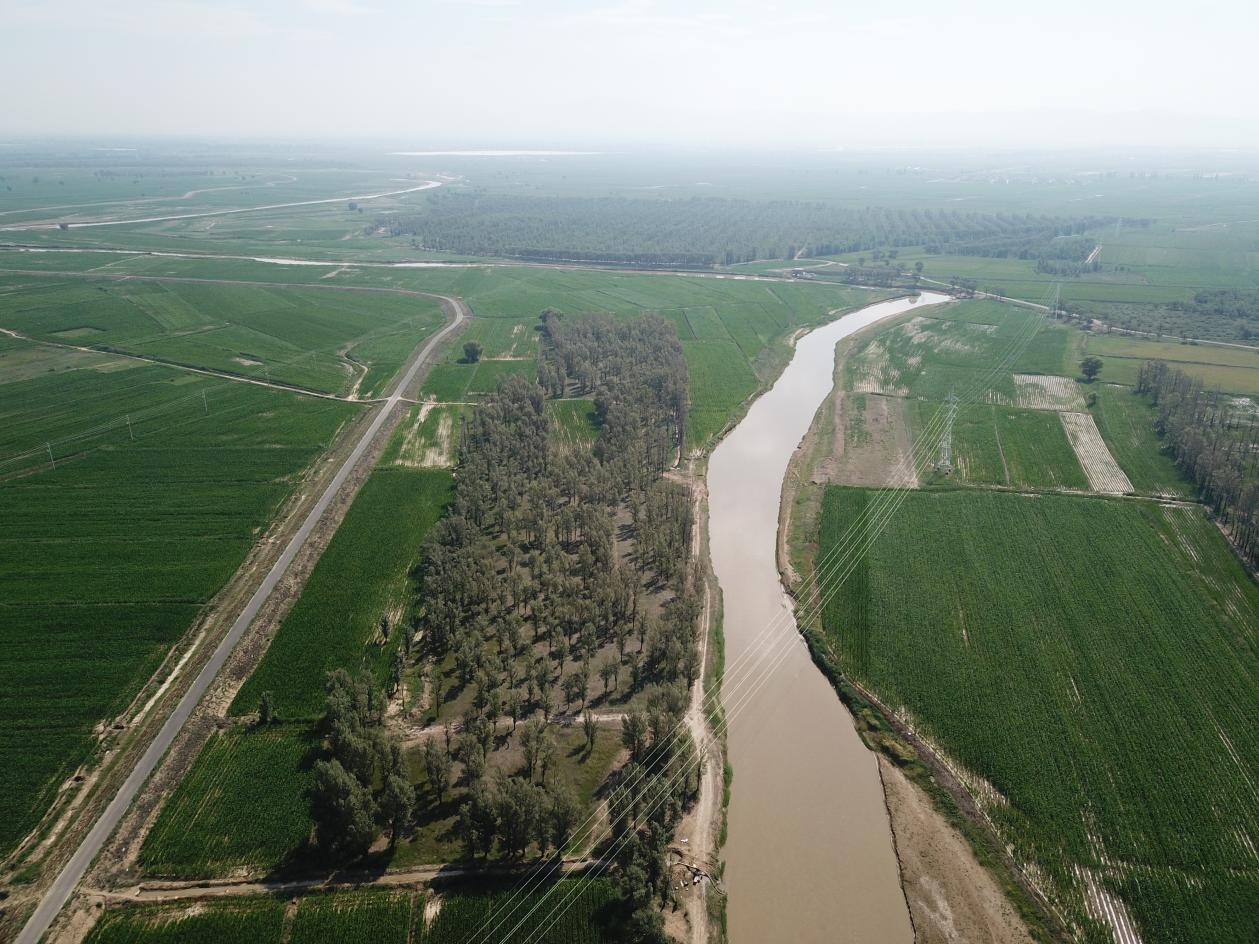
[15,293,468,944]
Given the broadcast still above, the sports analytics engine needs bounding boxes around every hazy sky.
[3,0,1257,148]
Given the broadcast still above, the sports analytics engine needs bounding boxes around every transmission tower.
[936,389,959,475]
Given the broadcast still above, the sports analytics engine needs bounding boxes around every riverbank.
[776,303,1056,944]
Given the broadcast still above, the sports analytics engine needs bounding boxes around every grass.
[139,725,317,878]
[818,487,1259,944]
[546,399,599,446]
[232,467,453,720]
[1088,384,1192,498]
[394,727,624,869]
[0,351,356,860]
[0,275,446,397]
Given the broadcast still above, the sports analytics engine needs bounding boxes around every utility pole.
[936,389,958,476]
[126,415,134,440]
[202,390,209,414]
[46,443,55,470]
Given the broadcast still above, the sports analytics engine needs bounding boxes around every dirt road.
[14,292,468,944]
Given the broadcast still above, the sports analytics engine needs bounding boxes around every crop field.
[0,275,446,397]
[290,889,415,944]
[376,266,887,448]
[1080,332,1259,396]
[1059,412,1133,494]
[1088,384,1191,498]
[139,725,316,878]
[1008,373,1086,411]
[910,401,1087,490]
[844,301,1052,403]
[0,347,356,859]
[232,467,453,720]
[422,879,616,943]
[83,899,287,944]
[382,402,463,468]
[80,880,609,944]
[818,487,1259,944]
[0,250,891,449]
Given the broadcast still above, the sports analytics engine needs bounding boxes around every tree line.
[1136,361,1259,568]
[377,191,1111,268]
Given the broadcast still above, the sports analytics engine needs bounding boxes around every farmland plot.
[83,899,285,944]
[1087,384,1189,497]
[1008,373,1086,411]
[383,402,462,469]
[290,889,416,944]
[0,276,446,397]
[231,467,453,720]
[1060,412,1133,494]
[82,881,607,944]
[0,354,356,859]
[139,725,316,878]
[818,487,1259,944]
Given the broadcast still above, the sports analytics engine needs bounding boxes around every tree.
[496,776,544,858]
[310,759,377,859]
[463,340,484,363]
[380,772,415,845]
[563,670,588,710]
[258,690,276,725]
[1080,356,1104,382]
[548,783,579,853]
[423,739,452,802]
[520,716,546,781]
[622,709,648,762]
[599,657,617,694]
[459,778,499,859]
[582,709,598,754]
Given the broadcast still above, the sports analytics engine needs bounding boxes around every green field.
[546,398,599,446]
[1080,332,1259,396]
[2,252,887,450]
[290,889,415,944]
[910,401,1088,490]
[1088,384,1192,498]
[844,300,1049,403]
[423,880,616,943]
[83,898,287,944]
[818,487,1259,944]
[0,345,356,859]
[139,725,317,878]
[232,467,453,720]
[0,275,445,397]
[81,880,611,944]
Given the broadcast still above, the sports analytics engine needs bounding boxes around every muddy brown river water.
[708,292,948,943]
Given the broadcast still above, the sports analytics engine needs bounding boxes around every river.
[707,292,949,943]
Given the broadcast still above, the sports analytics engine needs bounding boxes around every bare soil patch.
[881,758,1035,944]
